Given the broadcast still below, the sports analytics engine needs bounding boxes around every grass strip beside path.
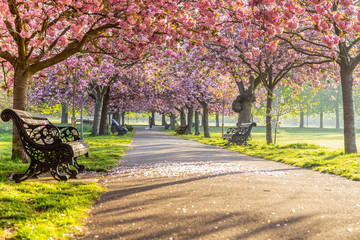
[172,128,360,181]
[0,129,135,239]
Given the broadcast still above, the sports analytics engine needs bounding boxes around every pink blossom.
[267,27,276,37]
[337,20,352,31]
[353,22,360,33]
[319,21,332,31]
[340,0,353,8]
[20,30,31,38]
[252,47,261,56]
[58,35,67,46]
[286,18,298,30]
[310,0,326,5]
[312,14,321,23]
[265,41,277,52]
[322,35,336,47]
[294,7,305,15]
[239,28,248,38]
[345,6,356,15]
[244,52,253,59]
[75,2,82,8]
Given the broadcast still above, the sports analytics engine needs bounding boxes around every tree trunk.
[299,109,305,128]
[320,110,324,129]
[185,106,193,134]
[162,114,166,126]
[91,87,106,136]
[336,106,340,129]
[335,86,341,129]
[340,67,357,153]
[61,103,69,124]
[99,88,110,135]
[237,100,253,126]
[170,113,176,130]
[195,110,200,135]
[112,112,119,133]
[201,102,210,138]
[151,111,155,126]
[266,87,274,144]
[121,112,125,126]
[180,108,186,126]
[12,68,31,161]
[216,114,220,127]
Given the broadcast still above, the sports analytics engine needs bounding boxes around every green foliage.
[175,126,360,180]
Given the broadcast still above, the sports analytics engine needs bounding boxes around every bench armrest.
[57,126,81,141]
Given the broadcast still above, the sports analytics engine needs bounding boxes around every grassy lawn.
[171,126,360,181]
[0,123,135,239]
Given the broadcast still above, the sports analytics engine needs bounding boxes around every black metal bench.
[175,125,188,134]
[111,119,128,135]
[223,122,257,145]
[1,108,89,182]
[125,124,133,132]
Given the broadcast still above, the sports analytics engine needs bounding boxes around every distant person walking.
[149,116,153,129]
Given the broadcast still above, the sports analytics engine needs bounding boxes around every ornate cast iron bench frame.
[111,119,128,135]
[175,125,188,134]
[1,108,89,182]
[223,122,257,146]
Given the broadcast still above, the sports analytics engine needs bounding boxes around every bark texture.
[201,102,210,138]
[170,113,176,130]
[99,88,110,135]
[340,67,357,153]
[61,103,69,124]
[299,110,305,128]
[185,106,193,135]
[194,110,200,136]
[265,87,274,144]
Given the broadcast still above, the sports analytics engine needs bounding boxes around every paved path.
[81,127,360,240]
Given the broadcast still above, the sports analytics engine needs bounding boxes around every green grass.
[78,132,135,171]
[171,126,360,181]
[0,182,105,239]
[0,123,135,239]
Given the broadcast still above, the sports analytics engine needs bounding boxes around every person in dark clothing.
[149,116,153,129]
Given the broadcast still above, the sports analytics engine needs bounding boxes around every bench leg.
[73,157,85,172]
[64,163,78,179]
[50,165,68,182]
[13,162,40,183]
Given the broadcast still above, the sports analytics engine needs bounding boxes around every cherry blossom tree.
[242,0,360,152]
[0,0,221,158]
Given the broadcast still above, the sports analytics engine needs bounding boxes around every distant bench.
[223,122,257,146]
[175,125,188,134]
[1,108,89,182]
[111,119,133,135]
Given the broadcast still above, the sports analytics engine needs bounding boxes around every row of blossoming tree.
[1,0,360,157]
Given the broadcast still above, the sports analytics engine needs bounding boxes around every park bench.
[111,119,128,135]
[0,108,89,183]
[223,122,257,146]
[125,124,133,132]
[175,125,188,134]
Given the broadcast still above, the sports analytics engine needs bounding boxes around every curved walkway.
[81,127,360,240]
